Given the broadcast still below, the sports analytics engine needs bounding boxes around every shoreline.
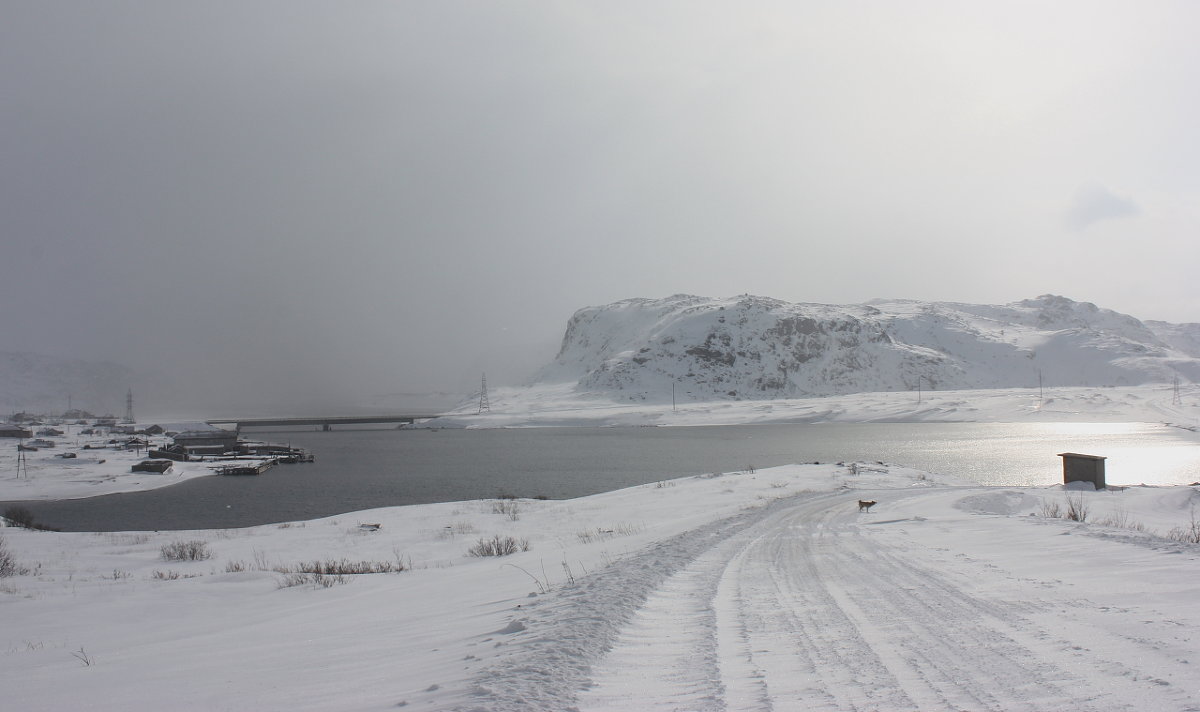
[3,463,1200,710]
[0,425,279,504]
[2,384,1197,507]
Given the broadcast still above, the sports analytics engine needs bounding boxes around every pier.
[205,414,443,432]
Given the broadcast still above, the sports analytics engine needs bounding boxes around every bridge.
[205,414,444,432]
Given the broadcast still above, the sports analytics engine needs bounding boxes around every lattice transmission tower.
[478,373,490,414]
[123,388,135,423]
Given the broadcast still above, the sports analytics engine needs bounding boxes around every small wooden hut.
[1058,452,1106,490]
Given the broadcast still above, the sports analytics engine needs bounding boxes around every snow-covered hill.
[0,351,139,416]
[536,294,1200,402]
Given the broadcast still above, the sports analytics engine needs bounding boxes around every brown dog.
[857,500,877,512]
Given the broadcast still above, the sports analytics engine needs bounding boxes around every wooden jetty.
[216,459,278,476]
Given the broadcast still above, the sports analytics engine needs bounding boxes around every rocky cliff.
[535,294,1200,401]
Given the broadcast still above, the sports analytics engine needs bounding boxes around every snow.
[0,426,269,502]
[434,382,1199,430]
[535,294,1200,403]
[3,384,1200,710]
[4,461,1200,710]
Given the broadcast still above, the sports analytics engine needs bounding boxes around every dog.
[857,500,877,512]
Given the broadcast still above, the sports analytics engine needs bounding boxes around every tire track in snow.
[776,503,1089,711]
[460,491,833,712]
[579,497,919,711]
[714,499,923,711]
[468,487,1197,711]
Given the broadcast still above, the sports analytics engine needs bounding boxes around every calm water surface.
[9,422,1199,531]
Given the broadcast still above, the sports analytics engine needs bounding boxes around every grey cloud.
[2,3,1198,415]
[1065,185,1140,231]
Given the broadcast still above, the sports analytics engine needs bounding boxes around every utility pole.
[1174,374,1183,406]
[1038,369,1043,402]
[477,373,490,414]
[672,382,676,413]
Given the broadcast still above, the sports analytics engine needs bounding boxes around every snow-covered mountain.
[536,294,1200,401]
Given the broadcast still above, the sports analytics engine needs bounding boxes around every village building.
[0,424,32,438]
[172,430,239,456]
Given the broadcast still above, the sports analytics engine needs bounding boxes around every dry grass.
[1064,492,1090,523]
[160,540,213,561]
[275,559,404,575]
[1167,508,1200,544]
[467,535,530,557]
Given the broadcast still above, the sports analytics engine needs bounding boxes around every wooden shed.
[1058,452,1106,490]
[132,459,173,473]
[0,424,32,438]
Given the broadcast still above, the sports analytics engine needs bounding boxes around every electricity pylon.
[478,373,491,414]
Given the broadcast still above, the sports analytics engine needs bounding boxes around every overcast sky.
[2,1,1198,412]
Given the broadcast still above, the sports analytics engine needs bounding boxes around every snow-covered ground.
[436,382,1200,430]
[4,384,1200,710]
[4,462,1200,710]
[0,427,274,502]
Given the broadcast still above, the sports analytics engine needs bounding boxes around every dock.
[215,459,278,476]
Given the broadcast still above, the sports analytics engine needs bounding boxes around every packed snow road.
[469,487,1200,711]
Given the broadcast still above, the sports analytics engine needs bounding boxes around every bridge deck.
[206,415,443,429]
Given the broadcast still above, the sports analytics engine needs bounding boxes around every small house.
[173,430,239,456]
[0,424,32,438]
[1059,452,1106,490]
[132,459,173,473]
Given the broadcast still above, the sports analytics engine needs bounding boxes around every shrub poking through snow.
[467,535,530,557]
[0,534,17,577]
[1095,504,1146,532]
[275,559,404,575]
[3,506,34,528]
[576,522,644,544]
[277,572,347,589]
[1167,508,1200,544]
[491,500,522,521]
[2,506,59,531]
[1065,493,1089,523]
[160,540,212,561]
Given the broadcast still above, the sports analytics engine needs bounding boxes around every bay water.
[9,422,1199,531]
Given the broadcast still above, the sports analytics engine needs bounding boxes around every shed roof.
[1058,452,1107,460]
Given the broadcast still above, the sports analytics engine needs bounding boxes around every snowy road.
[472,488,1200,711]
